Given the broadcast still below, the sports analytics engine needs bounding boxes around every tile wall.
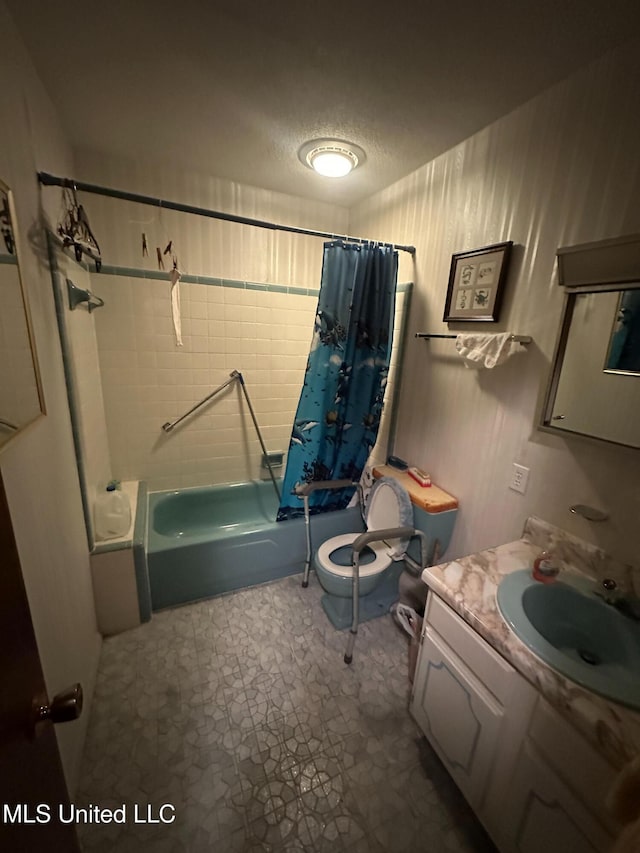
[65,151,411,494]
[90,268,408,491]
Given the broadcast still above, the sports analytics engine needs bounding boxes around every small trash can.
[391,603,424,683]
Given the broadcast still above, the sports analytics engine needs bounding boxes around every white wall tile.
[93,268,406,490]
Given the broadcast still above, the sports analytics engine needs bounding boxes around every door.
[501,739,612,853]
[0,471,80,851]
[411,627,504,811]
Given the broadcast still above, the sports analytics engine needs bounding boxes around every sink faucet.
[594,579,640,621]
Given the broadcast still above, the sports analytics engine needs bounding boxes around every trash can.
[391,602,423,684]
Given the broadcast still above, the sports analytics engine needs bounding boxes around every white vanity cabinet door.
[411,626,503,810]
[500,739,613,853]
[410,593,540,850]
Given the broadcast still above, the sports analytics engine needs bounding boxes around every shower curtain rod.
[37,172,416,255]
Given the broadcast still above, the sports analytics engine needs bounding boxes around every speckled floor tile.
[76,573,495,852]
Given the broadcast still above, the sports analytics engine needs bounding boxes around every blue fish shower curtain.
[277,241,398,520]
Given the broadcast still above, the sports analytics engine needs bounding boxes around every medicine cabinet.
[542,233,640,449]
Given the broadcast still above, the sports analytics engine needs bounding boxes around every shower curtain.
[277,241,398,521]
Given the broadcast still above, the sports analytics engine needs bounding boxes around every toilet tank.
[372,465,458,566]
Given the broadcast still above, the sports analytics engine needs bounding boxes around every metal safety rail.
[346,526,428,664]
[162,371,240,433]
[296,479,363,590]
[161,370,281,502]
[295,479,430,664]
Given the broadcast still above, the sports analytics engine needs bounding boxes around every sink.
[497,570,640,710]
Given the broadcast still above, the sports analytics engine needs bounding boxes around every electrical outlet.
[509,463,530,494]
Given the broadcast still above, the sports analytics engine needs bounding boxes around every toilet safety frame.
[295,479,429,664]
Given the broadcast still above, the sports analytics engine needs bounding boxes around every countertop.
[422,516,640,770]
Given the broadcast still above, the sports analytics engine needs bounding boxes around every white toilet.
[314,476,413,598]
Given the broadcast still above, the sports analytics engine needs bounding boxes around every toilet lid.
[365,477,413,558]
[316,533,392,578]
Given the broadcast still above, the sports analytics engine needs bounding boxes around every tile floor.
[77,575,497,852]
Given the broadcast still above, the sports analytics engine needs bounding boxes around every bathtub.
[146,480,363,610]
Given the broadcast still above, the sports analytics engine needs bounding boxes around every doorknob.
[36,683,83,726]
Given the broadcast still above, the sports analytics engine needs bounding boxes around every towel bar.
[415,333,531,344]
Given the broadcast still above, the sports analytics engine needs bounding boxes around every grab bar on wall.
[161,371,240,433]
[0,417,18,432]
[234,372,282,502]
[161,370,282,502]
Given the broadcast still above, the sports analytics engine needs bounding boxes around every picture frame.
[443,241,513,322]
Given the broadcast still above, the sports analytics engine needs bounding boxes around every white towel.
[455,332,516,369]
[169,267,183,347]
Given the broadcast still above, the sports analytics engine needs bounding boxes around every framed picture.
[443,241,513,322]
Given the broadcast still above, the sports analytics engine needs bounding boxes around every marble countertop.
[422,516,640,770]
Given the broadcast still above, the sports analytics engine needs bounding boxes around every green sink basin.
[497,570,640,710]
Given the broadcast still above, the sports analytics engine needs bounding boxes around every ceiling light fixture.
[299,139,365,178]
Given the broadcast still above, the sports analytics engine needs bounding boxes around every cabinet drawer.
[426,592,516,705]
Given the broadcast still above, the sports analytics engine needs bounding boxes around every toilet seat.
[315,477,413,585]
[316,533,392,578]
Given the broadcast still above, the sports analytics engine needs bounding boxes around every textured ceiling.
[7,0,640,206]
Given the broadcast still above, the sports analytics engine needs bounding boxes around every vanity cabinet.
[501,738,612,852]
[410,593,537,840]
[499,695,619,852]
[410,592,619,853]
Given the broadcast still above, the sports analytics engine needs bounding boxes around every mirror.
[542,234,640,449]
[604,290,640,375]
[0,178,45,449]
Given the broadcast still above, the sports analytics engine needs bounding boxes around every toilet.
[314,476,414,599]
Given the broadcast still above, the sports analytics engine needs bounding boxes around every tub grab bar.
[161,370,281,502]
[235,371,281,502]
[162,371,240,433]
